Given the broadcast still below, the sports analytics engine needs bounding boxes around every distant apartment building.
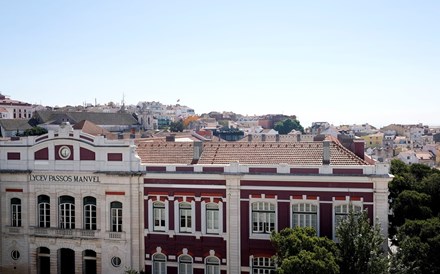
[0,94,35,119]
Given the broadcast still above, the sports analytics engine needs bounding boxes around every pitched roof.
[136,142,196,164]
[34,110,138,126]
[73,120,115,138]
[0,119,33,131]
[136,140,369,166]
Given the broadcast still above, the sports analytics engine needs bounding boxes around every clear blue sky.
[1,1,439,128]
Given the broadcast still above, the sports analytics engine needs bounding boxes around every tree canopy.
[336,209,388,274]
[274,119,304,134]
[271,227,339,274]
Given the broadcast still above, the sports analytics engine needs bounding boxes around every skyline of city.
[1,1,439,128]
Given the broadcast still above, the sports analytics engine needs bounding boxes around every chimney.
[166,135,176,142]
[275,134,280,142]
[352,139,365,160]
[193,141,203,162]
[323,140,331,165]
[261,134,266,142]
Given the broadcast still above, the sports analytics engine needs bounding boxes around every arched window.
[59,196,75,229]
[179,202,192,233]
[153,201,166,232]
[110,201,123,232]
[252,202,275,234]
[152,253,166,274]
[84,197,97,230]
[38,195,50,228]
[205,256,220,274]
[292,203,318,232]
[206,203,219,234]
[11,198,22,227]
[178,254,193,274]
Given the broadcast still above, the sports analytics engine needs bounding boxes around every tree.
[274,119,304,134]
[169,120,184,132]
[389,159,409,176]
[18,126,48,136]
[391,190,432,228]
[182,115,199,128]
[390,218,440,274]
[417,173,440,216]
[271,227,339,274]
[336,209,388,274]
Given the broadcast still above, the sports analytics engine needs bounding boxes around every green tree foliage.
[417,173,440,216]
[336,209,388,274]
[18,126,48,136]
[390,218,440,274]
[391,190,432,228]
[389,159,409,176]
[271,227,339,274]
[274,119,304,134]
[169,120,184,132]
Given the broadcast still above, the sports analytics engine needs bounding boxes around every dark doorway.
[37,247,50,274]
[83,250,97,274]
[59,248,75,274]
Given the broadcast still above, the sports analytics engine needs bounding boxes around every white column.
[373,177,390,248]
[226,173,241,274]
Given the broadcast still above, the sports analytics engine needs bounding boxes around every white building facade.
[0,123,144,274]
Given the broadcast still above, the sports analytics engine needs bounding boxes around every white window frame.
[38,195,50,228]
[110,201,123,232]
[250,199,277,239]
[174,200,195,234]
[291,199,319,235]
[333,202,362,240]
[152,253,167,274]
[59,196,75,229]
[83,197,97,230]
[11,198,22,227]
[178,254,193,274]
[201,201,222,235]
[251,256,275,274]
[205,256,220,274]
[153,201,167,232]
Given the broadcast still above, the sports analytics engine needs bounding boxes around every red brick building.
[137,139,390,274]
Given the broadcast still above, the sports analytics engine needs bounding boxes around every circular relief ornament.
[111,256,121,267]
[59,146,71,160]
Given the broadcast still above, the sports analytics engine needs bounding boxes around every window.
[11,198,22,227]
[334,204,362,238]
[252,257,275,274]
[37,247,50,274]
[153,253,166,274]
[292,203,318,232]
[153,201,166,232]
[38,195,50,228]
[205,256,220,274]
[110,202,123,232]
[179,202,192,233]
[206,203,219,234]
[178,255,193,274]
[59,196,75,229]
[252,202,275,234]
[84,197,96,230]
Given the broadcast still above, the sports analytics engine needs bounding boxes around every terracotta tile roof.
[136,142,195,164]
[73,120,115,139]
[136,140,369,166]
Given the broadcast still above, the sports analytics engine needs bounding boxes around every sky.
[1,1,439,128]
